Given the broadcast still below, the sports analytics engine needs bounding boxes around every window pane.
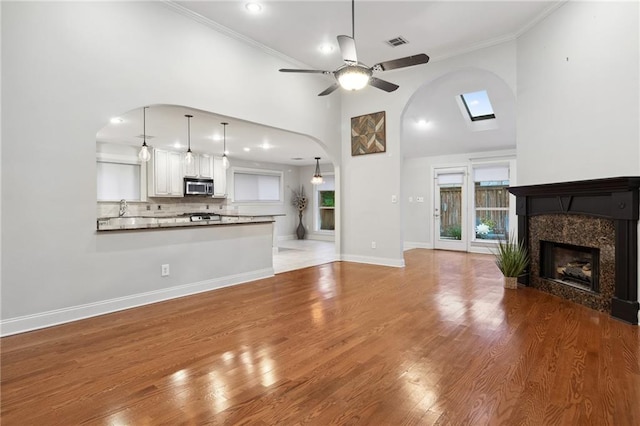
[97,161,140,201]
[320,209,335,230]
[475,209,509,240]
[439,186,462,240]
[234,172,281,202]
[460,90,496,121]
[474,169,509,240]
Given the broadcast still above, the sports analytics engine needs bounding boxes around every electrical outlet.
[409,196,413,203]
[371,241,377,249]
[391,195,397,203]
[417,196,425,203]
[161,264,170,277]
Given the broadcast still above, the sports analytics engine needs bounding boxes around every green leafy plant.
[494,236,529,277]
[442,225,462,240]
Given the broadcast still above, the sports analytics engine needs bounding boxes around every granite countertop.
[96,213,279,232]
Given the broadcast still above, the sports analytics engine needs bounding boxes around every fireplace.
[509,177,639,324]
[540,241,599,292]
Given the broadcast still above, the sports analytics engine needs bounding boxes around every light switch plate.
[391,195,398,203]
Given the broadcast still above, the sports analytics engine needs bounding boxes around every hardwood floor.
[1,249,639,425]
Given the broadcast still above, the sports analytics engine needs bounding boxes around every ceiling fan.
[279,0,430,96]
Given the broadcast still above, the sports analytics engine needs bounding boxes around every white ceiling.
[174,1,560,71]
[96,104,326,166]
[99,1,563,163]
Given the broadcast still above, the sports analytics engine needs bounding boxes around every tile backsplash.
[97,197,236,218]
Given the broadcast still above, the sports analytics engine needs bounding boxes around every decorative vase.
[296,211,305,239]
[503,276,518,289]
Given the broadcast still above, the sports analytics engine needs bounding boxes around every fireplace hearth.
[509,177,639,324]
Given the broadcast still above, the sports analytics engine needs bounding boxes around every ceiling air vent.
[386,36,408,47]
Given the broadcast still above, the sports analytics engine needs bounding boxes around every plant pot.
[503,276,518,289]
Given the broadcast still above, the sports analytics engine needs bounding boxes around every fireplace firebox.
[540,241,599,293]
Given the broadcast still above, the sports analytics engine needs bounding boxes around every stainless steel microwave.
[184,177,213,196]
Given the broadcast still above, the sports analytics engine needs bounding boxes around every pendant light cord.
[185,114,193,151]
[143,106,148,145]
[222,122,229,154]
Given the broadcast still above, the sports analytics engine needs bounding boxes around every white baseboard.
[404,241,434,250]
[0,268,274,337]
[305,233,335,242]
[277,234,296,241]
[341,254,405,268]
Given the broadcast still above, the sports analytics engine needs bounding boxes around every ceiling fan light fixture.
[311,157,324,185]
[336,66,371,91]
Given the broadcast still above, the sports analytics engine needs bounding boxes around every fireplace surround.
[509,177,639,324]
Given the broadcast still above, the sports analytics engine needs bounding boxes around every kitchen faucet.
[119,199,128,217]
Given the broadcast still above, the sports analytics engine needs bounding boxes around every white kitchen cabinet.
[213,156,227,197]
[148,148,183,197]
[199,154,213,179]
[183,153,213,179]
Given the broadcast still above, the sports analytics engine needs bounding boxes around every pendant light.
[221,122,230,170]
[311,157,324,185]
[185,114,194,164]
[138,106,151,162]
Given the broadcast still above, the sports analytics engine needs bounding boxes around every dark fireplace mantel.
[509,177,639,324]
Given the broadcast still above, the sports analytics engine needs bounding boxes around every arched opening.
[400,68,517,253]
[95,104,338,272]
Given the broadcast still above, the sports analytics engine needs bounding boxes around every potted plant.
[494,236,529,289]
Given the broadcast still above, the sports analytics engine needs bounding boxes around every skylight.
[460,90,495,121]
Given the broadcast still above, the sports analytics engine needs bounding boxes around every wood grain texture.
[1,250,639,425]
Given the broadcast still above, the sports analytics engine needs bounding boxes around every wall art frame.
[351,111,386,156]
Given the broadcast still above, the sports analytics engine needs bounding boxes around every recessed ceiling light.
[245,2,262,13]
[417,119,431,128]
[318,43,334,54]
[261,142,271,150]
[110,117,123,124]
[173,142,182,149]
[243,147,251,152]
[212,134,222,141]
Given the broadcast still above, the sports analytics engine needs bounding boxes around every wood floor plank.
[1,249,639,425]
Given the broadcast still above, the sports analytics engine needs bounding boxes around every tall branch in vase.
[292,186,308,239]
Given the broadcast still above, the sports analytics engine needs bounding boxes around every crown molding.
[161,1,310,69]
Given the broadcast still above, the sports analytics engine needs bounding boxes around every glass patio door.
[434,168,467,251]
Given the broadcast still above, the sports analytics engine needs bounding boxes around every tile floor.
[273,239,337,274]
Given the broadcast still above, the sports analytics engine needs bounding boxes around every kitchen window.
[232,168,282,203]
[96,152,146,202]
[314,175,335,232]
[473,165,510,241]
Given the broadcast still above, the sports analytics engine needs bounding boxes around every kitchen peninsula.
[96,213,278,231]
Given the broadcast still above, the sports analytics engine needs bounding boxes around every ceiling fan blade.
[318,83,340,96]
[369,77,399,93]
[337,35,358,65]
[372,54,430,72]
[279,68,332,74]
